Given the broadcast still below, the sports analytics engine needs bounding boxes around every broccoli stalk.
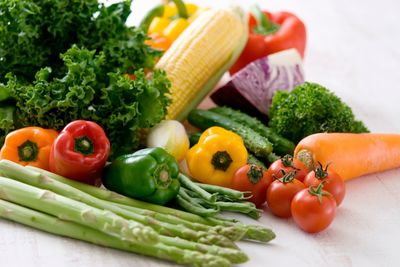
[268,82,369,144]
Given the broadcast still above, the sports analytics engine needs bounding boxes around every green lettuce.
[0,0,171,157]
[5,46,170,157]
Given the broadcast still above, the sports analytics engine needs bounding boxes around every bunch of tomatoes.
[231,155,346,233]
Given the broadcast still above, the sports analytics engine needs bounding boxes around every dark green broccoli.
[268,82,369,144]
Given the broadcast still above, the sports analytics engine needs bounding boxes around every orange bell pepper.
[0,127,58,170]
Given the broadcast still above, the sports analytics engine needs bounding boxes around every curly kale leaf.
[268,82,369,143]
[0,0,160,82]
[8,46,170,158]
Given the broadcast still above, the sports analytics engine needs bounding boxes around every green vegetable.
[194,183,251,202]
[102,147,180,205]
[189,132,202,147]
[0,199,232,267]
[268,82,369,143]
[0,0,171,158]
[0,0,159,82]
[112,202,246,241]
[210,106,296,156]
[187,109,273,160]
[176,173,262,220]
[176,192,221,218]
[0,105,15,145]
[0,176,158,244]
[27,165,275,243]
[178,173,217,202]
[247,154,267,169]
[0,159,245,257]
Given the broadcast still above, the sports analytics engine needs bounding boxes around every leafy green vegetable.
[5,46,170,157]
[0,0,159,82]
[268,82,369,143]
[0,0,171,157]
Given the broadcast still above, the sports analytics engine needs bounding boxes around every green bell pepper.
[102,147,180,205]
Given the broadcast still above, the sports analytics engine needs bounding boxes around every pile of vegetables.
[0,159,275,266]
[0,0,170,157]
[1,0,400,265]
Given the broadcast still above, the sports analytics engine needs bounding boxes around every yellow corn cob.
[156,7,248,121]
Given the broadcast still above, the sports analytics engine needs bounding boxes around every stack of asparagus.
[0,159,275,267]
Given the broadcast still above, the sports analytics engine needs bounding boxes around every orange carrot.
[294,133,400,181]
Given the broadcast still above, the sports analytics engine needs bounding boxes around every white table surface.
[2,0,400,266]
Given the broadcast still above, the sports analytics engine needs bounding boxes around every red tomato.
[291,185,337,233]
[231,164,273,208]
[303,164,346,206]
[268,154,308,182]
[266,171,305,218]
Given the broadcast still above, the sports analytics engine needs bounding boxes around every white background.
[2,0,400,266]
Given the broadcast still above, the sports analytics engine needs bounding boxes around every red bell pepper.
[230,6,306,75]
[49,120,110,185]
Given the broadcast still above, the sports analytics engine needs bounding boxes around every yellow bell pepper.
[142,1,200,51]
[162,4,177,18]
[163,18,189,43]
[163,2,198,18]
[186,126,248,187]
[148,17,171,35]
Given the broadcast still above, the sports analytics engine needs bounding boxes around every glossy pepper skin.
[0,127,58,170]
[230,6,306,75]
[49,120,110,185]
[186,126,248,187]
[141,0,195,51]
[102,147,180,205]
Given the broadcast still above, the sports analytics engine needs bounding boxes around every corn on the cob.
[156,7,248,121]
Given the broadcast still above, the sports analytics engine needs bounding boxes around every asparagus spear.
[24,164,275,242]
[0,160,238,248]
[159,235,248,263]
[112,202,246,243]
[0,199,231,267]
[0,176,158,244]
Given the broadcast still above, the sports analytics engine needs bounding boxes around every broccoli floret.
[268,82,369,143]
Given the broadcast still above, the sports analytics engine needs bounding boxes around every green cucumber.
[247,154,267,170]
[210,106,295,156]
[187,109,273,160]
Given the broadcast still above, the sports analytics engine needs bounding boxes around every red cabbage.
[210,49,304,120]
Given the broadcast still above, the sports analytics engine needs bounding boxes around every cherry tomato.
[291,184,337,233]
[266,171,305,217]
[268,154,308,182]
[231,164,273,208]
[303,163,346,206]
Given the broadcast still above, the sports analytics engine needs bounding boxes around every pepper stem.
[247,164,263,184]
[211,151,233,172]
[250,5,280,35]
[139,4,165,32]
[154,164,172,189]
[74,136,94,156]
[171,0,189,19]
[18,140,38,162]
